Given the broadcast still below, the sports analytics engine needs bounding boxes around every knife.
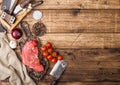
[13,0,33,15]
[1,0,11,12]
[1,0,18,14]
[9,0,19,14]
[50,60,67,85]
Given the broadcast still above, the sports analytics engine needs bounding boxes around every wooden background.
[0,0,120,85]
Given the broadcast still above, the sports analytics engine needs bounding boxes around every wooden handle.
[20,0,32,8]
[11,8,32,29]
[50,80,58,85]
[0,17,11,29]
[20,21,31,37]
[31,0,43,8]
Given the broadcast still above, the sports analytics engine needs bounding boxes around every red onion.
[11,28,22,39]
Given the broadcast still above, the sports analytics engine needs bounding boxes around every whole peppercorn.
[32,22,46,36]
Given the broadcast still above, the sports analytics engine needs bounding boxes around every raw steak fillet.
[22,40,44,72]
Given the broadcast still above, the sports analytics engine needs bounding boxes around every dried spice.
[32,22,46,36]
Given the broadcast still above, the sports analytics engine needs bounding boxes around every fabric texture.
[0,33,36,85]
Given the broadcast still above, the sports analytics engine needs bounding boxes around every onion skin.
[11,28,23,39]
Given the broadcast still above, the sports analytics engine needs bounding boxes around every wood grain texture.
[24,9,120,33]
[41,0,120,9]
[0,0,119,9]
[56,48,120,61]
[24,0,120,9]
[39,33,120,48]
[60,69,120,82]
[43,68,120,82]
[1,82,120,85]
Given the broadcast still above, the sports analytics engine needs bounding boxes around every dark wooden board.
[24,9,120,33]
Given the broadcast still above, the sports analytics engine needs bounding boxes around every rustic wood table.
[0,0,120,85]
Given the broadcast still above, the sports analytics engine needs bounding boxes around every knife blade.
[13,0,32,15]
[50,60,67,85]
[9,0,18,14]
[1,0,18,14]
[1,0,11,12]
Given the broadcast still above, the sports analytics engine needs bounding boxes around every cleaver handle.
[50,80,58,85]
[20,0,33,8]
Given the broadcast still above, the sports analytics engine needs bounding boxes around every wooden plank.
[116,10,120,32]
[66,68,120,82]
[67,61,120,69]
[39,0,120,9]
[0,0,120,9]
[56,48,120,61]
[63,69,120,82]
[55,82,120,85]
[39,33,120,48]
[44,68,120,82]
[24,10,120,33]
[1,82,120,85]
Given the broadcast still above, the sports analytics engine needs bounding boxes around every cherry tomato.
[47,55,53,60]
[58,56,63,60]
[41,46,47,52]
[51,58,57,63]
[52,51,58,57]
[43,52,49,57]
[48,48,53,53]
[46,42,52,48]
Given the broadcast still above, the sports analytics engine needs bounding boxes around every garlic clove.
[9,40,17,49]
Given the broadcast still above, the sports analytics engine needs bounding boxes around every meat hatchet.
[13,0,33,15]
[50,60,67,85]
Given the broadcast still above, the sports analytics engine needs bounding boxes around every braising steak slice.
[22,40,44,72]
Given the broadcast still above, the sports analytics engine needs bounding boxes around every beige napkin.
[0,32,36,85]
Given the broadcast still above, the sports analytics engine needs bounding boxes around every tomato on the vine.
[41,46,47,52]
[47,55,53,60]
[58,56,63,60]
[52,51,58,57]
[46,42,52,48]
[51,58,57,63]
[48,48,53,53]
[43,52,49,57]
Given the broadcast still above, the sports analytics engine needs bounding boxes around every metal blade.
[9,0,18,14]
[13,4,22,14]
[1,0,11,12]
[9,0,16,10]
[50,60,67,79]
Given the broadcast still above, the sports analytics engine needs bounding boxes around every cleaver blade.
[13,4,23,15]
[50,60,67,85]
[1,0,11,12]
[50,60,67,79]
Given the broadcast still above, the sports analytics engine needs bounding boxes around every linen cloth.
[0,33,36,85]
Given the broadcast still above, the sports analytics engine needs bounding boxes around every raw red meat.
[22,40,44,72]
